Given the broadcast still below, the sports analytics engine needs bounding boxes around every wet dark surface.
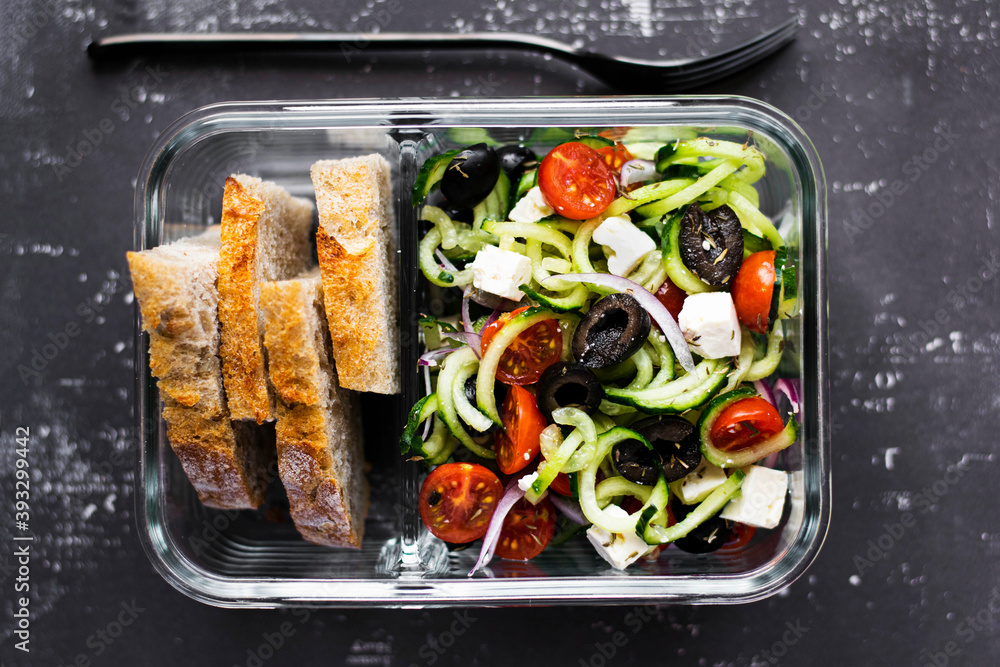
[2,1,1000,665]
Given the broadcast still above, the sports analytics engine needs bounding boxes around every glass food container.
[133,96,829,607]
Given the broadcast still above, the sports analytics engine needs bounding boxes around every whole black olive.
[670,499,733,554]
[572,293,651,369]
[440,143,501,209]
[631,416,701,483]
[678,203,744,286]
[611,438,661,486]
[496,145,538,181]
[536,362,603,418]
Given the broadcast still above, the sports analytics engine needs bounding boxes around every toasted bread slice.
[261,270,368,547]
[217,175,315,423]
[311,155,400,395]
[127,227,273,509]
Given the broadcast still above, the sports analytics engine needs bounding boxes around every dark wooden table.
[3,0,999,664]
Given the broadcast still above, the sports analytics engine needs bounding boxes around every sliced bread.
[217,175,315,423]
[127,227,273,509]
[260,270,368,548]
[311,155,400,395]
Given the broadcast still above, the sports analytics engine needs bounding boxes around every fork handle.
[87,31,583,60]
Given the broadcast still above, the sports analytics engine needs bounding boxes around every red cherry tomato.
[653,276,688,321]
[494,385,547,474]
[480,306,562,385]
[419,463,503,543]
[550,472,573,497]
[538,142,617,220]
[495,497,557,560]
[709,397,784,452]
[596,142,633,171]
[732,250,776,334]
[719,522,757,551]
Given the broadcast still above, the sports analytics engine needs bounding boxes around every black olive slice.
[496,145,538,181]
[631,416,701,483]
[670,499,733,554]
[611,438,661,486]
[440,143,501,209]
[572,293,651,369]
[536,362,603,418]
[679,204,744,286]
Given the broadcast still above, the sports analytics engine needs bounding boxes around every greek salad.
[400,131,801,573]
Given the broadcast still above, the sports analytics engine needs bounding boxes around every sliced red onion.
[418,347,457,366]
[434,248,459,273]
[544,273,695,372]
[620,159,656,189]
[461,287,482,359]
[548,493,588,526]
[469,474,528,577]
[773,378,801,414]
[441,331,481,350]
[421,365,433,439]
[754,379,777,406]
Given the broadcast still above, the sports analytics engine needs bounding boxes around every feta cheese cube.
[677,292,741,359]
[517,472,539,493]
[670,457,728,505]
[470,245,532,301]
[591,215,657,277]
[720,465,789,529]
[585,505,655,570]
[508,186,554,223]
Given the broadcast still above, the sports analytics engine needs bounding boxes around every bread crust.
[218,175,315,422]
[261,274,368,548]
[311,155,400,395]
[127,228,273,509]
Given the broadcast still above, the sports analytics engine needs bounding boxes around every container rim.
[133,95,830,608]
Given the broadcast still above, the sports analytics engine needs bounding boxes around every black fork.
[88,17,800,92]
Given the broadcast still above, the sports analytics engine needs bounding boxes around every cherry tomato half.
[495,497,557,560]
[549,472,573,497]
[419,463,503,543]
[596,142,633,171]
[653,276,688,321]
[538,142,617,220]
[709,397,784,452]
[732,250,776,334]
[719,522,757,552]
[480,306,562,385]
[495,385,547,474]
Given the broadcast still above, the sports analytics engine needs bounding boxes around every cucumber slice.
[472,170,510,230]
[697,387,800,468]
[643,469,745,544]
[661,206,717,294]
[743,227,772,256]
[574,136,615,150]
[520,285,589,312]
[510,167,539,211]
[437,347,495,459]
[400,394,437,455]
[603,359,730,414]
[412,149,461,206]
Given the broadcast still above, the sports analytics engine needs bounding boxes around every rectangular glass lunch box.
[134,96,829,607]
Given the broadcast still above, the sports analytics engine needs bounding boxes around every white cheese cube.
[591,215,657,277]
[517,472,539,493]
[720,465,789,529]
[670,457,728,505]
[677,291,741,359]
[470,245,532,301]
[585,505,655,570]
[508,186,554,223]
